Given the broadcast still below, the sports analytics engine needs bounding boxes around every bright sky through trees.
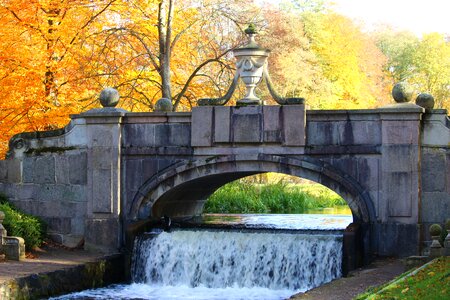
[331,0,450,36]
[258,0,450,36]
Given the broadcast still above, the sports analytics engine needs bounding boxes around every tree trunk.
[158,0,173,101]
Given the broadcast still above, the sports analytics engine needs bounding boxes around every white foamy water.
[52,215,349,300]
[51,283,294,300]
[133,230,342,291]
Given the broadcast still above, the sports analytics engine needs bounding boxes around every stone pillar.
[79,108,126,253]
[378,105,423,256]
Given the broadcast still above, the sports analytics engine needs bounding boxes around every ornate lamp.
[198,24,304,106]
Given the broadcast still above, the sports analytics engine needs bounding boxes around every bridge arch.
[128,154,376,225]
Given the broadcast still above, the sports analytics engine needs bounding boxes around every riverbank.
[290,258,407,300]
[0,243,124,299]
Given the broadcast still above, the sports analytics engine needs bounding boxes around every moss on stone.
[429,223,442,236]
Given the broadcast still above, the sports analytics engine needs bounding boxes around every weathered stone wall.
[420,110,450,242]
[0,119,89,248]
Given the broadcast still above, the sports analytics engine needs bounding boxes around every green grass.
[0,193,46,250]
[203,181,347,214]
[355,257,450,300]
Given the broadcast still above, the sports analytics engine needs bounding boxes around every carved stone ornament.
[198,25,305,106]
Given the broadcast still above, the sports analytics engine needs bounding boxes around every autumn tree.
[301,11,389,108]
[375,29,450,109]
[259,7,334,108]
[412,33,450,109]
[86,0,260,111]
[0,0,116,154]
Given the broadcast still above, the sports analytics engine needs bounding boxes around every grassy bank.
[203,181,347,214]
[355,256,450,300]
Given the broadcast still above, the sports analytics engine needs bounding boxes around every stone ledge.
[0,253,124,299]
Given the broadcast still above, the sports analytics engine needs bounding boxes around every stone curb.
[0,254,125,299]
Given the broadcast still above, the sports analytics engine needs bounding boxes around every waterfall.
[132,229,342,292]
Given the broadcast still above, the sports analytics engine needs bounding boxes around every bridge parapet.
[191,105,305,151]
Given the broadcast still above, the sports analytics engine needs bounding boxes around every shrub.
[0,194,46,250]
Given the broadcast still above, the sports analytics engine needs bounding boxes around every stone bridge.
[0,103,449,262]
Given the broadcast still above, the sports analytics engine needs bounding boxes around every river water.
[51,213,352,300]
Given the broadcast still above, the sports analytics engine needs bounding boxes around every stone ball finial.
[155,98,173,112]
[392,82,414,103]
[415,93,435,110]
[429,223,442,236]
[99,87,120,107]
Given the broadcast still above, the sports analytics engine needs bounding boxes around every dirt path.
[290,258,406,300]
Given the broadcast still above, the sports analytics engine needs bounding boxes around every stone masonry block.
[282,105,305,146]
[154,124,170,146]
[89,126,114,147]
[43,217,72,234]
[23,156,55,184]
[69,153,87,184]
[382,145,419,173]
[85,218,120,251]
[382,121,419,145]
[357,157,380,191]
[22,200,72,218]
[386,172,412,217]
[125,159,143,192]
[349,121,381,145]
[168,124,191,146]
[232,113,262,143]
[307,122,340,145]
[92,169,113,213]
[34,184,86,204]
[55,156,70,184]
[420,192,450,223]
[376,223,420,257]
[123,124,156,147]
[191,106,213,147]
[232,105,262,115]
[6,159,21,183]
[263,106,281,143]
[422,151,446,192]
[91,147,113,170]
[214,106,231,143]
[70,217,85,235]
